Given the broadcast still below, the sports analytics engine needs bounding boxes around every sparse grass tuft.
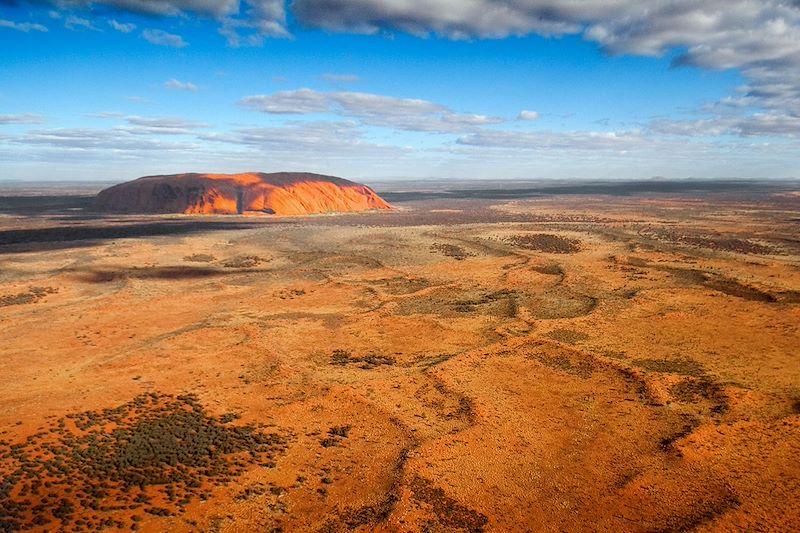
[506,234,580,254]
[183,253,215,262]
[0,286,57,307]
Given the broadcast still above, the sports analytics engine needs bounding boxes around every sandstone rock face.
[94,172,392,215]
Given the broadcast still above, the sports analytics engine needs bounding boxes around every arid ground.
[1,181,799,532]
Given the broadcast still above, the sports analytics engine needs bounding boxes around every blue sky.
[1,1,799,181]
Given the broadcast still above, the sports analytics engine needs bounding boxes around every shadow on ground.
[0,221,261,254]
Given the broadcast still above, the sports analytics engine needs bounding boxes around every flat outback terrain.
[0,181,798,532]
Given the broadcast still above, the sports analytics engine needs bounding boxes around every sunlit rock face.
[94,172,393,215]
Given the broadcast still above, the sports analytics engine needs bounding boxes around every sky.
[1,1,799,182]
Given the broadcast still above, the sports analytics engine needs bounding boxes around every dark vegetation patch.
[276,288,306,299]
[635,261,778,303]
[545,329,589,344]
[670,379,724,405]
[320,426,351,449]
[409,476,488,533]
[658,413,702,452]
[234,481,275,502]
[318,448,410,533]
[531,263,564,276]
[609,468,644,491]
[651,492,741,533]
[641,228,777,255]
[777,290,800,303]
[624,256,649,268]
[72,266,226,283]
[617,264,650,282]
[411,378,476,435]
[504,233,580,254]
[328,426,351,439]
[633,356,729,415]
[222,255,262,268]
[520,335,650,403]
[531,352,594,379]
[368,276,431,295]
[233,481,288,522]
[618,287,641,299]
[395,288,518,319]
[791,399,800,414]
[416,353,456,368]
[633,358,705,377]
[0,393,288,532]
[183,254,216,263]
[319,491,398,533]
[288,252,384,272]
[430,243,473,261]
[521,291,597,319]
[599,349,628,360]
[218,413,241,424]
[615,366,655,404]
[702,277,777,302]
[668,378,728,416]
[330,349,395,370]
[0,286,57,307]
[451,289,517,318]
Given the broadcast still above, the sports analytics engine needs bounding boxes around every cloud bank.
[240,88,503,133]
[141,28,188,47]
[0,18,48,32]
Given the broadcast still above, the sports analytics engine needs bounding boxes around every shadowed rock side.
[93,172,393,215]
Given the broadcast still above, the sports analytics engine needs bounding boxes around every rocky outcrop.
[94,172,392,215]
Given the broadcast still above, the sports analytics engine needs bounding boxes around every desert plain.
[0,180,798,532]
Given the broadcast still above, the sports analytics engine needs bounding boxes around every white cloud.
[90,111,125,119]
[240,88,329,114]
[320,73,361,83]
[457,129,649,151]
[109,19,136,33]
[0,114,46,125]
[92,113,210,134]
[201,120,402,155]
[142,28,188,47]
[240,88,504,133]
[650,113,800,138]
[65,15,101,31]
[291,0,589,38]
[218,0,290,46]
[0,19,48,32]
[165,79,200,92]
[123,116,210,134]
[50,0,240,19]
[518,110,540,121]
[14,128,196,151]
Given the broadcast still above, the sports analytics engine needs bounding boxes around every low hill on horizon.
[94,172,392,216]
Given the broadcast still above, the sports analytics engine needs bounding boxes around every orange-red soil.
[93,172,392,215]
[0,191,798,532]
